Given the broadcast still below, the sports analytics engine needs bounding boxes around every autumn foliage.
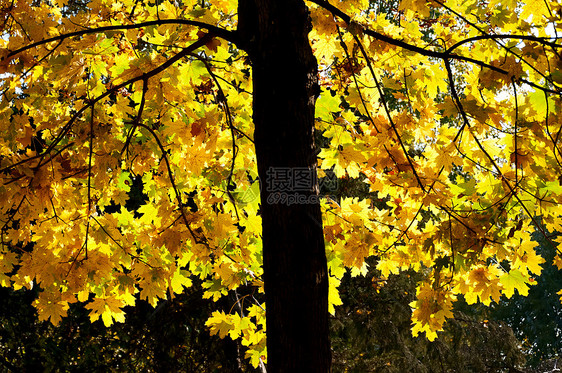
[0,0,561,367]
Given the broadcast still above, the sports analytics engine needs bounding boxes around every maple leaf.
[169,268,192,293]
[245,339,267,368]
[0,251,18,286]
[500,269,531,298]
[315,90,341,121]
[328,275,343,315]
[206,311,235,339]
[410,283,454,341]
[202,278,229,301]
[514,241,545,276]
[399,0,431,19]
[196,31,221,52]
[553,254,562,271]
[376,259,400,278]
[33,291,70,326]
[85,295,126,327]
[319,145,367,178]
[310,31,340,63]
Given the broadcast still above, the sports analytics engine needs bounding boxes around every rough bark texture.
[238,0,331,371]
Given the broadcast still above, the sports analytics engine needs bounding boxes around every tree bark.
[238,0,331,371]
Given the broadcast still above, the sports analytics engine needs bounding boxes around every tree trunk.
[238,0,331,371]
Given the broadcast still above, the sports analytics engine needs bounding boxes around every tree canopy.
[0,0,561,369]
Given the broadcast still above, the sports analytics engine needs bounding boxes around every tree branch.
[310,0,509,74]
[136,122,202,246]
[5,19,240,59]
[349,29,427,192]
[445,58,561,255]
[446,34,561,54]
[1,34,212,176]
[189,53,241,220]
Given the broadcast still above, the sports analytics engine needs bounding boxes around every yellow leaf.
[206,311,234,339]
[170,269,192,294]
[399,0,431,18]
[500,269,530,298]
[85,295,126,327]
[34,292,69,326]
[328,276,343,315]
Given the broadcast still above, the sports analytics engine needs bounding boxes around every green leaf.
[500,269,530,298]
[539,180,562,196]
[315,90,340,121]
